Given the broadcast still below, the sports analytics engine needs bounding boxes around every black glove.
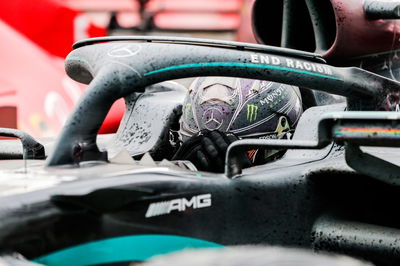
[149,105,182,161]
[172,130,251,173]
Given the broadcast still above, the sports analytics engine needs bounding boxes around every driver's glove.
[149,105,182,161]
[172,130,251,173]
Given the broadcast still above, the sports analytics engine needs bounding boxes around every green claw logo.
[247,104,259,122]
[185,103,192,119]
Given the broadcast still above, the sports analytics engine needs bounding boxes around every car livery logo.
[247,104,258,122]
[107,44,141,58]
[145,194,212,218]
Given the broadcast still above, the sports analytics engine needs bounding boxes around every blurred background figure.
[0,0,255,137]
[66,0,245,40]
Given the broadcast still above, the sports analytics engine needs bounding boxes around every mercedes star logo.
[202,107,224,130]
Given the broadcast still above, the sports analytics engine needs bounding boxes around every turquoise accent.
[144,62,342,81]
[334,130,344,137]
[33,234,222,266]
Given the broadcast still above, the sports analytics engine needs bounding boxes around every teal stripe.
[144,62,342,81]
[33,234,222,266]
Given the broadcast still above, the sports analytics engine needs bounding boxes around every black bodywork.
[0,36,399,266]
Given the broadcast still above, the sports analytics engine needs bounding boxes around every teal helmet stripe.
[143,62,342,81]
[33,234,222,266]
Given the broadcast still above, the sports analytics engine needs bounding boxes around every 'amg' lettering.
[145,194,212,218]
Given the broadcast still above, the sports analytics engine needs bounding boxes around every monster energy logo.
[247,104,259,122]
[185,103,192,119]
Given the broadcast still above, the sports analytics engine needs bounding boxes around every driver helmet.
[179,77,303,161]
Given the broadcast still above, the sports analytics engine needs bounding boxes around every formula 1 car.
[0,35,399,265]
[0,2,400,266]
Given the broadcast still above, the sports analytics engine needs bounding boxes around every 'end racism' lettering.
[250,54,332,76]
